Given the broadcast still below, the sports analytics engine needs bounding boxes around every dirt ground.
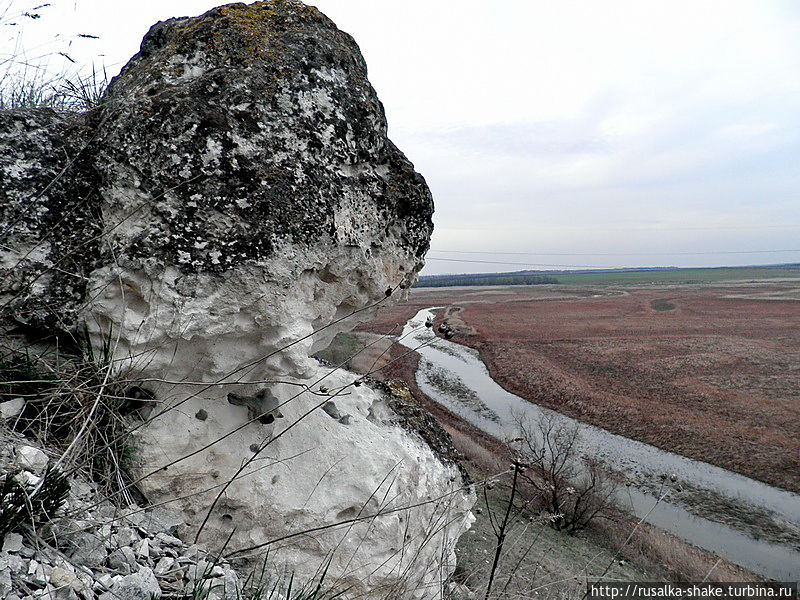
[358,280,800,494]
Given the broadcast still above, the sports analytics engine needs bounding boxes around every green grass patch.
[417,265,800,288]
[453,464,650,598]
[552,266,800,286]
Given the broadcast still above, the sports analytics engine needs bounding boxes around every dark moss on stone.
[372,378,471,484]
[93,0,433,273]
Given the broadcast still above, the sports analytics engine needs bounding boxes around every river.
[399,307,800,581]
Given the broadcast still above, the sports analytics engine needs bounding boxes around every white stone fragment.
[29,560,48,587]
[107,547,136,575]
[0,552,25,573]
[153,556,174,576]
[114,526,137,548]
[15,445,48,475]
[154,533,181,547]
[68,532,107,568]
[69,480,94,500]
[108,567,161,600]
[186,559,224,581]
[0,397,25,419]
[13,470,41,487]
[0,568,12,600]
[2,533,23,553]
[94,573,114,591]
[49,567,87,596]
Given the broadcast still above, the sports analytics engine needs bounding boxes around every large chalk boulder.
[86,0,434,379]
[1,1,473,598]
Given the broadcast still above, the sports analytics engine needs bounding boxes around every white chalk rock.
[84,250,476,599]
[15,445,48,475]
[127,362,474,600]
[0,397,24,420]
[73,3,474,599]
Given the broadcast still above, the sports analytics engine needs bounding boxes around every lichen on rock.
[0,109,102,332]
[93,0,432,276]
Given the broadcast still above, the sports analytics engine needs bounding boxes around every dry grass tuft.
[0,343,143,501]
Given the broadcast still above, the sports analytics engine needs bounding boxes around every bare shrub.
[511,411,619,534]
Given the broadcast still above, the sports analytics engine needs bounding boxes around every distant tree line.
[415,273,559,287]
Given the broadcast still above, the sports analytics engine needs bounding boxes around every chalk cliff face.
[0,1,474,598]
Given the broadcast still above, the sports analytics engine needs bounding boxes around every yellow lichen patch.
[118,0,329,86]
[389,380,414,401]
[217,4,276,59]
[214,1,322,61]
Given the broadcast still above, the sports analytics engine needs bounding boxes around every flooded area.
[399,307,800,580]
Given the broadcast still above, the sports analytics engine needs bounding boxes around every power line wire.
[428,248,800,257]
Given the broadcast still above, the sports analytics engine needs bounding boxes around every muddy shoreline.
[399,306,800,580]
[405,321,800,551]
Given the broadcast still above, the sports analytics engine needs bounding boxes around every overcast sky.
[4,0,799,275]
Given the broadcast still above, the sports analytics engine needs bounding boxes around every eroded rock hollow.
[0,1,474,598]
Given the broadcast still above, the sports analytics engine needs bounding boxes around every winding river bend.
[399,307,800,581]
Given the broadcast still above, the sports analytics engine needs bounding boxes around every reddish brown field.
[360,282,800,493]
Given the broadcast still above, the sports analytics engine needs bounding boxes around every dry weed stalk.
[0,336,144,499]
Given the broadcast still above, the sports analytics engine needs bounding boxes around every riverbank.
[333,331,760,586]
[442,286,800,494]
